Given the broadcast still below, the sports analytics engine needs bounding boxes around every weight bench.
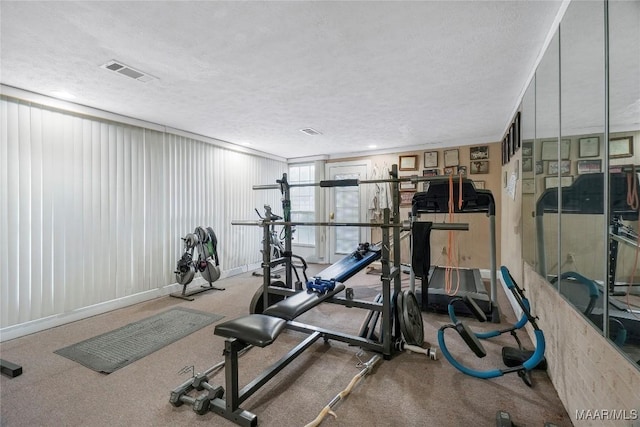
[209,283,346,426]
[251,242,381,313]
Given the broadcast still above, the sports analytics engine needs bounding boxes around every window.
[288,164,315,246]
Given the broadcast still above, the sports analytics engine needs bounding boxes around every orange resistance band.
[444,173,463,296]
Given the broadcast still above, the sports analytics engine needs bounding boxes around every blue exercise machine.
[438,266,547,387]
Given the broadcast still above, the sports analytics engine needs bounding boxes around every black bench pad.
[215,314,287,347]
[263,284,346,321]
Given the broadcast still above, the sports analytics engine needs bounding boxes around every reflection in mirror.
[555,0,608,352]
[521,78,536,267]
[534,30,559,281]
[608,0,640,364]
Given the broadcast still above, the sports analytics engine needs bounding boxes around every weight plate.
[201,259,220,283]
[195,226,208,244]
[176,265,195,286]
[399,290,424,346]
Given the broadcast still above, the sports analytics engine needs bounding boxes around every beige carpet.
[0,265,571,426]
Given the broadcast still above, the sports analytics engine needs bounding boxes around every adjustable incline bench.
[207,244,385,426]
[211,284,346,426]
[251,242,381,313]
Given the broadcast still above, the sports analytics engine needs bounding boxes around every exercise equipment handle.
[304,355,381,427]
[319,179,359,187]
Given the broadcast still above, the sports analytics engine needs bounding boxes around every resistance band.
[444,173,462,295]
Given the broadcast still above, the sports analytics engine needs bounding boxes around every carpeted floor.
[0,265,572,426]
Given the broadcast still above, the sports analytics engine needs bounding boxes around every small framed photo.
[400,181,417,192]
[541,139,571,160]
[444,166,456,175]
[535,160,544,175]
[548,160,571,175]
[577,159,602,174]
[424,151,438,168]
[422,169,439,177]
[579,136,600,158]
[610,136,634,158]
[522,141,533,157]
[470,145,489,160]
[444,149,459,167]
[400,191,414,207]
[474,180,486,190]
[522,157,533,172]
[399,155,418,171]
[545,176,574,189]
[470,160,489,174]
[522,179,535,194]
[457,166,467,176]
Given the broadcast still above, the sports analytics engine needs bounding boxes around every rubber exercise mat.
[54,307,223,373]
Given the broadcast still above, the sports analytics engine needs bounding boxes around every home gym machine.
[172,226,224,300]
[536,172,640,344]
[410,176,500,322]
[438,266,547,386]
[174,166,467,426]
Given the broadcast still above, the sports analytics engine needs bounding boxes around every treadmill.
[410,177,499,322]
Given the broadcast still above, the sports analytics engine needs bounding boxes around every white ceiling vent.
[100,60,157,82]
[300,128,322,136]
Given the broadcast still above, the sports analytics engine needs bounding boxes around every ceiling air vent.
[100,60,157,82]
[300,128,322,136]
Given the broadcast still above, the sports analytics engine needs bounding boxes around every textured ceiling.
[0,1,564,160]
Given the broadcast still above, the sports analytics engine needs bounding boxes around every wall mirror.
[521,0,640,367]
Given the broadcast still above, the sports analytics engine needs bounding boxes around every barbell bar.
[231,219,468,231]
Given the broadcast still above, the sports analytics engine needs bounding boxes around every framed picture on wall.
[457,166,467,176]
[470,160,489,174]
[474,181,485,190]
[470,145,489,160]
[577,159,602,174]
[541,139,571,160]
[522,179,535,194]
[422,168,439,177]
[579,136,600,158]
[522,157,533,172]
[535,160,544,175]
[444,149,459,167]
[522,141,533,157]
[399,181,417,192]
[548,160,571,175]
[399,155,418,171]
[424,151,438,168]
[444,166,456,175]
[610,136,634,158]
[400,191,414,207]
[545,176,573,189]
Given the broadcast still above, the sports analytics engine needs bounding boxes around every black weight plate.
[400,290,424,346]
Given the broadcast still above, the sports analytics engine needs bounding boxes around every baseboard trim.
[0,267,249,343]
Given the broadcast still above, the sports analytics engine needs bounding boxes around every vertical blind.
[0,97,286,328]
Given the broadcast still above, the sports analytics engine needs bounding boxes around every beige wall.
[503,146,640,427]
[330,141,502,269]
[524,263,640,427]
